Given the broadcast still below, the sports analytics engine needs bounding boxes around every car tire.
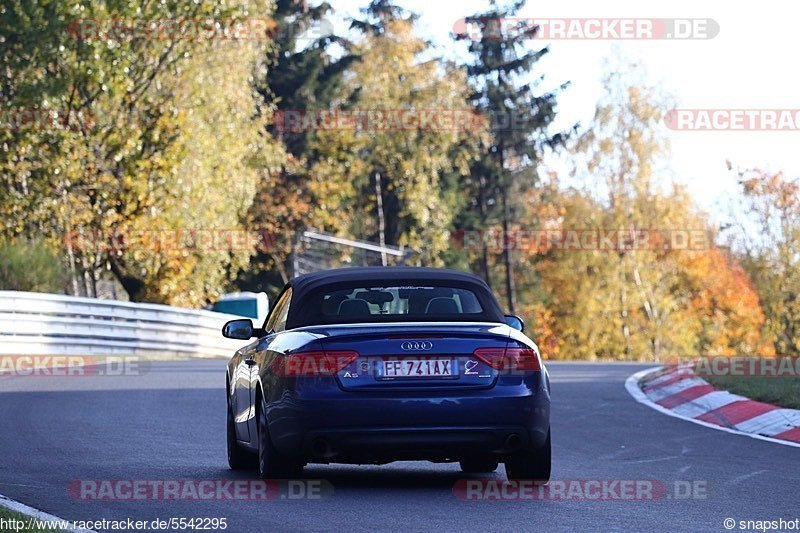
[227,400,254,470]
[257,395,303,479]
[459,458,499,473]
[504,429,551,483]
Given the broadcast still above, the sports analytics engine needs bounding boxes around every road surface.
[1,361,797,532]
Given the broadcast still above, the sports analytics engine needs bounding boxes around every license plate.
[382,358,455,378]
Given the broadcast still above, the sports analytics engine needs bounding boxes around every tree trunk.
[620,256,631,360]
[501,187,515,313]
[375,172,387,266]
[477,175,491,288]
[108,256,146,302]
[65,234,80,296]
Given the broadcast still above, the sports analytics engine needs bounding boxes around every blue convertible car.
[223,267,551,480]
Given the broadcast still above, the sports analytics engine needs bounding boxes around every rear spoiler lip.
[293,322,516,350]
[293,321,509,331]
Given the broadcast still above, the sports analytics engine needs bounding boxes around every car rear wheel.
[257,395,303,479]
[459,458,499,473]
[504,429,551,482]
[227,401,253,470]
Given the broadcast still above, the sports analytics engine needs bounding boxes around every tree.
[241,0,359,290]
[729,166,800,355]
[521,184,769,360]
[0,0,279,305]
[105,37,282,306]
[677,247,772,356]
[306,1,480,265]
[0,238,66,293]
[454,0,569,311]
[569,62,677,359]
[523,66,769,360]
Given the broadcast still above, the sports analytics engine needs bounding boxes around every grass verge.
[0,505,65,532]
[704,375,800,410]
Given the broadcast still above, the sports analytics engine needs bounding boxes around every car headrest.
[337,298,372,316]
[322,294,347,315]
[425,297,459,314]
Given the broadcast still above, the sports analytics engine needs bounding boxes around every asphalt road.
[1,361,798,532]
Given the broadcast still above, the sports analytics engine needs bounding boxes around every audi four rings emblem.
[400,341,433,351]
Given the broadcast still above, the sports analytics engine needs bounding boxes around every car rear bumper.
[299,425,535,463]
[263,380,550,462]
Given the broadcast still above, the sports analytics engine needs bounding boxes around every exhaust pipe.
[505,433,522,450]
[311,438,331,458]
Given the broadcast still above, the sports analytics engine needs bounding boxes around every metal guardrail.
[292,229,413,276]
[0,291,249,358]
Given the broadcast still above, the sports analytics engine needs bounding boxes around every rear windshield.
[286,277,506,328]
[320,286,484,318]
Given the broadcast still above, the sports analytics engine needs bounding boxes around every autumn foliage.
[0,0,789,360]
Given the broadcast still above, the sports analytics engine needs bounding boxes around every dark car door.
[233,343,257,442]
[245,287,292,440]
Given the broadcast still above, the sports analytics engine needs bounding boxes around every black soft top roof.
[290,266,490,294]
[285,267,505,328]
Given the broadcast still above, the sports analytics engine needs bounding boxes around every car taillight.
[473,346,541,372]
[272,350,359,377]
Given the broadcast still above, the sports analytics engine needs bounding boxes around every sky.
[327,0,800,220]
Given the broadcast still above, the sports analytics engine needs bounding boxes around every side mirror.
[222,319,255,340]
[504,314,525,332]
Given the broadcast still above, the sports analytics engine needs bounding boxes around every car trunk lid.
[305,323,511,391]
